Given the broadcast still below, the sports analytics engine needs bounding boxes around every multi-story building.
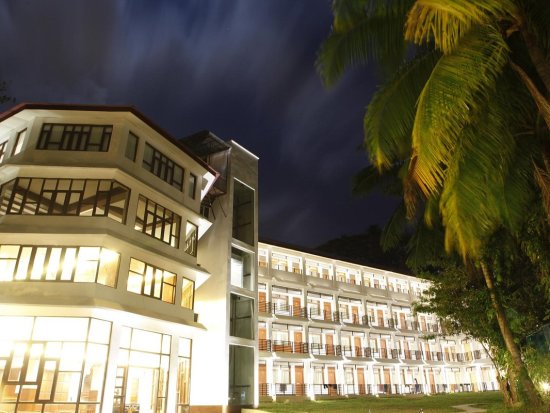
[0,103,258,413]
[0,102,498,413]
[257,241,498,401]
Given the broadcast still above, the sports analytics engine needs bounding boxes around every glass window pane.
[125,133,139,161]
[97,249,119,287]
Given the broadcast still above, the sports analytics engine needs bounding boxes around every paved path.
[452,404,487,412]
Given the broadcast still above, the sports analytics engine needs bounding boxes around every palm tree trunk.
[519,25,550,95]
[479,261,544,408]
[510,61,550,130]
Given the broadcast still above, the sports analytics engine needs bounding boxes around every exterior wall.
[189,141,259,412]
[0,105,238,413]
[258,242,498,400]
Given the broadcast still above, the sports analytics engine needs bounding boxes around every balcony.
[402,349,424,362]
[273,303,308,319]
[309,309,341,324]
[272,340,309,354]
[312,383,342,396]
[310,343,342,357]
[259,339,272,352]
[341,313,369,327]
[340,345,373,358]
[343,383,371,395]
[273,383,307,396]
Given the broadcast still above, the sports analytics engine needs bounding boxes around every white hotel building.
[0,103,496,413]
[257,241,498,400]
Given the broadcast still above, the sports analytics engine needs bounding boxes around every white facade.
[0,104,258,413]
[257,242,498,400]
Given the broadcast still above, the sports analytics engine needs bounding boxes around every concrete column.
[475,365,483,391]
[368,364,376,394]
[165,335,180,413]
[442,366,450,393]
[101,321,122,413]
[266,358,275,401]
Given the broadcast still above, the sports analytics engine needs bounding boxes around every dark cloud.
[0,0,399,247]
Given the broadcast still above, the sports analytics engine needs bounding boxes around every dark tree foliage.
[315,225,408,273]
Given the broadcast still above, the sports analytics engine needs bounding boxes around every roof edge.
[0,102,219,178]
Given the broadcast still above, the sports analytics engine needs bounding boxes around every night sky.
[0,0,398,248]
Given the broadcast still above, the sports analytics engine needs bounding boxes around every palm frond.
[405,0,517,53]
[364,50,439,171]
[438,78,534,257]
[410,24,509,197]
[331,0,370,32]
[317,0,413,86]
[352,164,403,196]
[381,201,408,251]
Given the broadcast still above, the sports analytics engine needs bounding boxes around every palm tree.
[317,0,550,408]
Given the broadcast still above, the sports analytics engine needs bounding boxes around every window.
[230,294,254,339]
[230,248,253,290]
[228,345,254,406]
[181,277,194,309]
[0,244,119,286]
[0,316,110,413]
[232,180,254,245]
[12,129,26,155]
[125,132,139,161]
[134,195,181,247]
[115,327,170,413]
[0,140,8,162]
[177,338,192,413]
[37,123,112,151]
[142,143,184,190]
[127,258,176,303]
[0,177,129,223]
[184,222,198,256]
[188,173,197,199]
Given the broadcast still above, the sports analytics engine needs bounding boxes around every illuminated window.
[37,123,112,151]
[177,338,192,413]
[188,173,197,199]
[0,177,129,223]
[142,143,184,190]
[125,132,139,161]
[181,278,194,310]
[230,248,253,290]
[12,129,27,156]
[134,195,181,247]
[184,222,197,256]
[115,327,170,413]
[0,140,8,162]
[0,244,119,286]
[0,316,110,413]
[127,258,176,303]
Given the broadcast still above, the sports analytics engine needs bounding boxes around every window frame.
[142,143,184,191]
[125,131,139,162]
[127,257,177,303]
[37,123,112,152]
[0,177,130,223]
[134,195,181,248]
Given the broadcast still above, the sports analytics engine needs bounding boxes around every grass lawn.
[258,391,526,413]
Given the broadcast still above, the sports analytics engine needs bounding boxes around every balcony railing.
[259,383,270,396]
[273,303,308,318]
[273,383,307,395]
[259,301,272,314]
[272,340,309,354]
[343,383,372,395]
[259,339,272,352]
[310,343,342,356]
[312,383,343,396]
[309,309,342,323]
